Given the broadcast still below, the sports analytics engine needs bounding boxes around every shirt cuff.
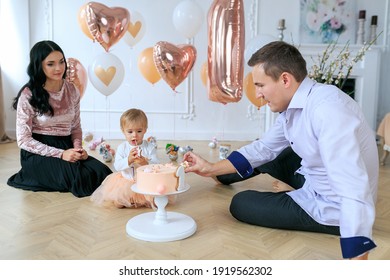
[226,151,253,178]
[340,236,376,259]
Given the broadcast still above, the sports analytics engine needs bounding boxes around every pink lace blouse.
[16,80,82,158]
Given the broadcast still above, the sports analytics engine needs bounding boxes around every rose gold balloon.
[66,58,88,98]
[207,0,245,104]
[153,41,197,91]
[85,2,130,52]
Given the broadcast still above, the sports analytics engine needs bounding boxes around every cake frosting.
[136,163,186,194]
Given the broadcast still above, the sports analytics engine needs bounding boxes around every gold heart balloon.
[128,21,142,38]
[84,2,130,52]
[88,52,124,96]
[94,66,116,86]
[123,10,146,48]
[153,41,197,91]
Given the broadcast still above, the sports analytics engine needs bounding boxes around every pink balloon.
[207,0,245,104]
[84,2,130,52]
[153,41,197,91]
[66,58,88,98]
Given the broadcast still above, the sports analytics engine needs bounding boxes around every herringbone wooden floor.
[1,140,389,260]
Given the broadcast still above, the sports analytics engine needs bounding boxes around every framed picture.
[300,0,356,44]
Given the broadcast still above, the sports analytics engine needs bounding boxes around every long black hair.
[12,40,67,116]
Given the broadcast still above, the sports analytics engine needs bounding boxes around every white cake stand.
[126,183,197,242]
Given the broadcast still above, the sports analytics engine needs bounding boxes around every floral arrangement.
[307,32,381,92]
[301,0,355,43]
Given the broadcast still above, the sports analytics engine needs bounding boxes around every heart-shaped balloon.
[128,21,142,38]
[66,58,88,98]
[94,66,116,86]
[123,10,146,48]
[153,41,197,91]
[84,2,130,52]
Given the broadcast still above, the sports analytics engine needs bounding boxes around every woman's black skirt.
[7,134,112,197]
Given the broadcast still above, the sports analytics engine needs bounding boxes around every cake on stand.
[126,166,197,242]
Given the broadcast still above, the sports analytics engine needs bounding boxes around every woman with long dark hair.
[7,40,112,197]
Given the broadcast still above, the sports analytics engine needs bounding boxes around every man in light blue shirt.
[183,41,378,260]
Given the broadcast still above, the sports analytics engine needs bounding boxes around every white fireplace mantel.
[300,44,381,131]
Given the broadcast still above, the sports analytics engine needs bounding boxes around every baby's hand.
[135,156,148,166]
[128,146,140,164]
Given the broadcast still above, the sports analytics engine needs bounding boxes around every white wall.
[1,0,390,141]
[0,0,30,137]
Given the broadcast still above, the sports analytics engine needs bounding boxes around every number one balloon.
[207,0,245,104]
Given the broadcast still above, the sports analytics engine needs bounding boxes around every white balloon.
[244,34,277,63]
[88,52,125,96]
[172,0,204,39]
[123,10,146,48]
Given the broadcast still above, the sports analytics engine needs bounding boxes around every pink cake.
[136,163,185,194]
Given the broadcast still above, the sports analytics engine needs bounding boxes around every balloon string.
[93,89,96,137]
[221,105,226,141]
[257,106,260,139]
[173,90,176,140]
[186,59,194,139]
[105,96,110,140]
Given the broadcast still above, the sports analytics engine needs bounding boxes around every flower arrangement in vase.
[307,32,382,93]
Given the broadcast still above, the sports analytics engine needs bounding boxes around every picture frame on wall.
[299,0,356,44]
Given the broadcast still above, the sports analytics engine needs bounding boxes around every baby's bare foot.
[380,151,388,166]
[272,180,294,192]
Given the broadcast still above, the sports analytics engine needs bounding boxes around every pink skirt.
[90,172,153,208]
[90,172,177,208]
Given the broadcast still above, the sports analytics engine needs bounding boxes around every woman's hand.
[77,148,88,160]
[61,148,88,162]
